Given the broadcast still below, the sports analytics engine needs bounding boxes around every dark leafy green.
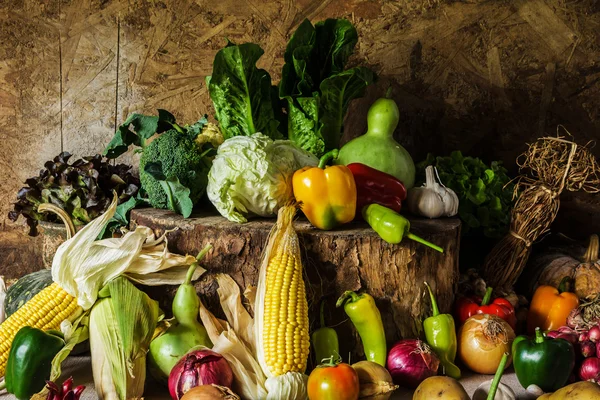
[207,42,281,140]
[417,151,515,238]
[280,19,375,156]
[9,152,140,236]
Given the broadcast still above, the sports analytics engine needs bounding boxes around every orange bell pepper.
[527,277,579,334]
[292,149,356,230]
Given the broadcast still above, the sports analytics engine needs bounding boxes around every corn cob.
[0,282,80,376]
[256,205,310,379]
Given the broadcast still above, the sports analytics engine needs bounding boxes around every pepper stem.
[534,327,544,344]
[336,290,361,308]
[487,352,509,400]
[424,282,440,317]
[320,300,326,328]
[406,233,444,253]
[557,276,571,294]
[481,287,494,306]
[385,86,393,99]
[319,355,341,367]
[318,149,339,169]
[185,244,212,284]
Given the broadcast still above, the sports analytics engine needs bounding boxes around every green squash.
[5,269,53,317]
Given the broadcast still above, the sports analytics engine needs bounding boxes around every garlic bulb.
[406,166,459,218]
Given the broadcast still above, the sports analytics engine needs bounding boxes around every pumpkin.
[4,269,53,317]
[530,234,600,300]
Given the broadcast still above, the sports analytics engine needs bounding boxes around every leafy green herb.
[9,152,140,236]
[417,151,515,238]
[207,42,281,140]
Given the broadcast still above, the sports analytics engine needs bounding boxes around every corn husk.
[0,276,5,324]
[52,195,203,310]
[90,276,159,400]
[199,274,268,400]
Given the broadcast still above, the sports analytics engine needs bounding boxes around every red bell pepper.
[455,287,517,330]
[346,163,407,216]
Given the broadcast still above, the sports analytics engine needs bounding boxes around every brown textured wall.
[1,0,600,273]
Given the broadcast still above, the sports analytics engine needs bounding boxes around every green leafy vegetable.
[279,18,375,156]
[207,42,281,140]
[144,162,194,218]
[8,152,140,236]
[416,151,515,238]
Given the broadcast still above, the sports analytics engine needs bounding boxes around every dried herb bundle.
[482,128,600,290]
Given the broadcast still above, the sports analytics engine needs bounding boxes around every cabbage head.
[207,133,318,223]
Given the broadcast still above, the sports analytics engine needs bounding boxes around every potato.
[412,376,469,400]
[538,381,600,399]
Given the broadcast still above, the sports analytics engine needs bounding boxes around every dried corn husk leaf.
[0,276,6,324]
[52,195,202,310]
[90,276,159,400]
[265,374,308,400]
[199,274,267,400]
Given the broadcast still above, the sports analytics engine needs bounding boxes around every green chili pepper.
[512,327,575,392]
[4,326,65,399]
[336,290,386,366]
[362,204,443,252]
[423,282,460,379]
[311,300,340,364]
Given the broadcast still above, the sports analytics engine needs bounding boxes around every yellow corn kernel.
[262,243,310,376]
[0,282,80,375]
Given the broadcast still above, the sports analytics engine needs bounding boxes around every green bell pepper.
[337,290,387,366]
[513,327,575,392]
[4,326,65,399]
[423,282,461,379]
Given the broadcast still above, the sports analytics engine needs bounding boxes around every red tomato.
[307,361,359,400]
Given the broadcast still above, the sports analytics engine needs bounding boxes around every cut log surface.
[131,208,461,363]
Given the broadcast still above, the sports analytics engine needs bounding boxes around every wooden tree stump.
[131,208,461,364]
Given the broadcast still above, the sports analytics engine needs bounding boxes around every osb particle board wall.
[1,0,599,274]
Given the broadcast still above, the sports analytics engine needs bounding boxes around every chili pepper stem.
[481,287,494,306]
[487,352,509,400]
[424,282,440,317]
[406,233,444,253]
[336,290,361,308]
[557,276,571,294]
[385,86,393,99]
[317,149,339,169]
[185,244,213,284]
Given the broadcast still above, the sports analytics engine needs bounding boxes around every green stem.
[558,276,571,294]
[534,327,544,344]
[318,149,339,169]
[319,355,340,368]
[185,244,212,284]
[406,233,444,253]
[481,287,494,306]
[173,123,185,134]
[320,300,326,328]
[424,282,440,317]
[385,86,393,99]
[487,352,509,400]
[336,290,361,308]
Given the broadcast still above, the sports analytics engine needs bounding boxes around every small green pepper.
[512,327,575,392]
[337,291,386,366]
[311,300,339,364]
[4,326,65,399]
[362,204,443,252]
[423,282,460,379]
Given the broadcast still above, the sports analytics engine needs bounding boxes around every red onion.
[596,341,600,358]
[546,330,560,339]
[386,339,439,389]
[168,349,233,400]
[579,357,600,382]
[589,326,600,343]
[581,341,596,358]
[580,330,590,342]
[558,326,575,334]
[547,331,578,346]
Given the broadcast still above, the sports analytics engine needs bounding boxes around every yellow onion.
[181,384,240,400]
[352,361,398,400]
[458,314,515,374]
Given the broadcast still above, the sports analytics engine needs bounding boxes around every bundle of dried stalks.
[482,127,600,290]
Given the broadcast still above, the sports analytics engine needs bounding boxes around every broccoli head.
[139,129,212,209]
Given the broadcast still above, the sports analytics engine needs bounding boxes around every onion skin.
[180,385,240,400]
[458,314,515,374]
[168,349,233,400]
[580,330,590,342]
[581,341,596,358]
[589,326,600,343]
[578,357,600,382]
[386,339,439,389]
[352,361,398,400]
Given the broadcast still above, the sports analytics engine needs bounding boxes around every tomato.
[307,360,360,400]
